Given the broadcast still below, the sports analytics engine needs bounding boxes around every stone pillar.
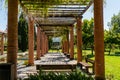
[70,26,74,59]
[28,16,34,65]
[77,16,83,63]
[94,0,105,79]
[1,33,4,55]
[36,27,41,60]
[7,0,18,79]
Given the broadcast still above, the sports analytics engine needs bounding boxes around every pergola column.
[77,16,83,63]
[43,33,46,54]
[28,16,34,65]
[1,33,4,55]
[44,35,47,54]
[70,26,74,59]
[36,27,41,60]
[66,31,69,54]
[94,0,105,79]
[62,41,64,53]
[41,32,44,56]
[63,41,66,54]
[7,0,18,79]
[65,31,69,54]
[46,36,49,53]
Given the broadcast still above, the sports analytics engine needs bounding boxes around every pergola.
[8,0,104,80]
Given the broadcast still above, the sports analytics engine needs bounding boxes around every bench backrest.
[85,58,95,65]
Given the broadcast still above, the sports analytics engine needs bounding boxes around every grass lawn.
[105,55,120,80]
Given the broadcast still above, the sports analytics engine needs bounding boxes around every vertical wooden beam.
[41,32,44,56]
[70,26,74,59]
[28,17,34,65]
[46,36,49,53]
[63,41,66,54]
[62,41,64,53]
[43,33,45,55]
[94,0,105,79]
[66,31,69,54]
[77,16,83,63]
[1,33,4,55]
[44,35,47,54]
[7,0,18,79]
[36,27,41,60]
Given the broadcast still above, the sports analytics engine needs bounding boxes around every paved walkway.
[17,52,77,80]
[35,52,77,65]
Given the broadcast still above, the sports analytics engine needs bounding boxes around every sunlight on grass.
[105,55,120,80]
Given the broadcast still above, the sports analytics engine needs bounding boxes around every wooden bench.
[78,58,95,75]
[36,64,76,72]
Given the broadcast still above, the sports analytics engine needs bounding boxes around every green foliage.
[18,12,28,52]
[105,12,120,54]
[30,0,90,17]
[27,69,94,80]
[79,18,94,55]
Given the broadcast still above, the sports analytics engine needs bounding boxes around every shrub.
[27,69,94,80]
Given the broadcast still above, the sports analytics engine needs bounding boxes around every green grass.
[105,55,120,80]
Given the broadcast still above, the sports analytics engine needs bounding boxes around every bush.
[27,69,94,80]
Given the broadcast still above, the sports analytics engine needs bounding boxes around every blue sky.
[0,0,120,31]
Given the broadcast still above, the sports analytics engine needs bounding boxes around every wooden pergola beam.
[27,7,86,10]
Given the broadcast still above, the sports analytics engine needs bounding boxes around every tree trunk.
[108,45,112,55]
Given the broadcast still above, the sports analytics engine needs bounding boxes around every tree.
[104,30,116,55]
[82,18,94,55]
[104,12,120,55]
[18,12,28,52]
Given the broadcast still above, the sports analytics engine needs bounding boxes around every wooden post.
[45,35,47,54]
[36,27,41,60]
[94,0,105,79]
[63,41,66,54]
[43,33,45,55]
[41,32,44,56]
[47,36,49,52]
[65,31,69,54]
[28,16,34,65]
[7,0,18,79]
[70,26,74,59]
[1,33,4,55]
[62,41,64,53]
[77,16,83,63]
